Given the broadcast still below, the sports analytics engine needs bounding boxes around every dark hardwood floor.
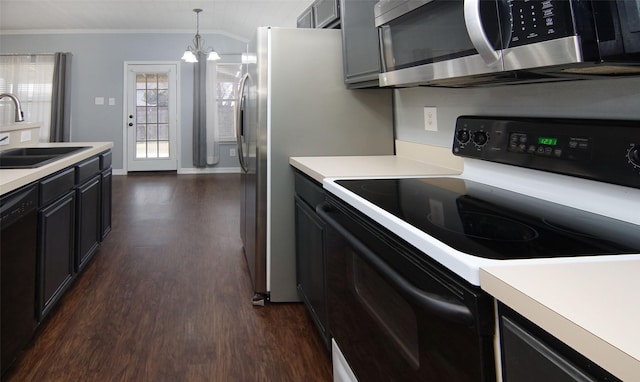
[4,173,332,382]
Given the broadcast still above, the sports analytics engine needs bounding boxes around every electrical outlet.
[20,130,32,142]
[230,148,237,157]
[424,107,438,132]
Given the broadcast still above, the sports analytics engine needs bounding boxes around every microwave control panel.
[452,116,640,189]
[506,0,574,47]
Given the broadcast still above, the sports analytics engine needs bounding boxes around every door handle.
[235,73,250,173]
[464,0,502,66]
[128,122,133,127]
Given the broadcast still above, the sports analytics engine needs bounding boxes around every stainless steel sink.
[0,146,90,169]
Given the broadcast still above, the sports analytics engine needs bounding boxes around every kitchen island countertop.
[0,141,113,195]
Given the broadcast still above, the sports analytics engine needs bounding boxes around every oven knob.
[473,131,489,146]
[456,129,470,144]
[627,145,640,168]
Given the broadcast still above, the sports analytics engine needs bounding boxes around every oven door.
[318,199,496,382]
[375,0,508,86]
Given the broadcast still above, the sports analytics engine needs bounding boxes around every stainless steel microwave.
[375,0,640,87]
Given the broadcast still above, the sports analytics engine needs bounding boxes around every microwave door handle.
[235,73,249,173]
[464,0,501,65]
[317,203,474,326]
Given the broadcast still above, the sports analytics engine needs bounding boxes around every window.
[135,72,171,159]
[0,54,55,142]
[214,62,243,142]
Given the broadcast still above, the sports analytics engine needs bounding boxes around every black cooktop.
[336,177,640,260]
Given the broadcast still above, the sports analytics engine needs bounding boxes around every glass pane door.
[126,64,178,172]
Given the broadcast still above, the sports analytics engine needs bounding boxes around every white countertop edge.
[289,155,462,184]
[481,266,640,382]
[0,122,41,133]
[1,142,113,195]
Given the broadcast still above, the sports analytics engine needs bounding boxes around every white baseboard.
[112,167,241,175]
[178,167,241,174]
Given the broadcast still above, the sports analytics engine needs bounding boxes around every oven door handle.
[317,203,474,326]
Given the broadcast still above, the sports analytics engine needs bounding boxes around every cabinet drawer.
[100,150,112,170]
[75,156,100,184]
[294,171,325,208]
[39,167,75,206]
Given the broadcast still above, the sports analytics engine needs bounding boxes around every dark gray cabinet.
[100,150,112,240]
[36,150,112,319]
[499,303,619,382]
[74,156,102,272]
[294,171,330,352]
[340,0,383,88]
[298,0,340,29]
[75,174,101,272]
[38,189,75,319]
[313,0,340,29]
[297,6,314,28]
[37,167,76,320]
[101,169,112,240]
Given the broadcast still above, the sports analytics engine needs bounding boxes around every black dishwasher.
[1,183,38,376]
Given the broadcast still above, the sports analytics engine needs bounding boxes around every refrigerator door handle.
[235,73,250,173]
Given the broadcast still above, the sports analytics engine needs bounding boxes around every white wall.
[0,32,247,171]
[395,77,640,147]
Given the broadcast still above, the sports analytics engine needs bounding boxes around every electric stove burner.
[440,212,539,242]
[336,177,640,260]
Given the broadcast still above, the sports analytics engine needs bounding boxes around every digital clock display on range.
[537,137,558,146]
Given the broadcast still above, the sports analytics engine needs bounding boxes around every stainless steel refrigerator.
[235,27,394,304]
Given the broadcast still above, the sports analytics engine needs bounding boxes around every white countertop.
[0,122,41,133]
[289,141,464,182]
[290,155,462,183]
[482,260,640,381]
[0,141,113,195]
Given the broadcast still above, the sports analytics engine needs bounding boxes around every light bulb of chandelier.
[181,50,198,63]
[207,51,221,61]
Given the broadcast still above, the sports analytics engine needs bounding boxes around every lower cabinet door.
[295,195,330,351]
[76,175,101,272]
[499,304,619,382]
[100,168,112,240]
[38,191,76,320]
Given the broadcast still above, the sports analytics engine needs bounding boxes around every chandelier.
[181,8,221,63]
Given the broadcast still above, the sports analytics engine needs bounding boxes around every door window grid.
[136,73,170,158]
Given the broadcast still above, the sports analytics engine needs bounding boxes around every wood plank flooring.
[3,173,332,382]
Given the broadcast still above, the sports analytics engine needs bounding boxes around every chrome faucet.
[0,93,25,122]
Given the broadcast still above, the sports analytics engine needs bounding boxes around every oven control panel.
[452,116,640,189]
[506,132,593,162]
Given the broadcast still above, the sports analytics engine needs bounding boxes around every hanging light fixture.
[181,8,221,63]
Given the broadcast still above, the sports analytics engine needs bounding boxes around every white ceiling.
[0,0,313,42]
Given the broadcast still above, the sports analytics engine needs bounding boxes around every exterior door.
[125,63,178,171]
